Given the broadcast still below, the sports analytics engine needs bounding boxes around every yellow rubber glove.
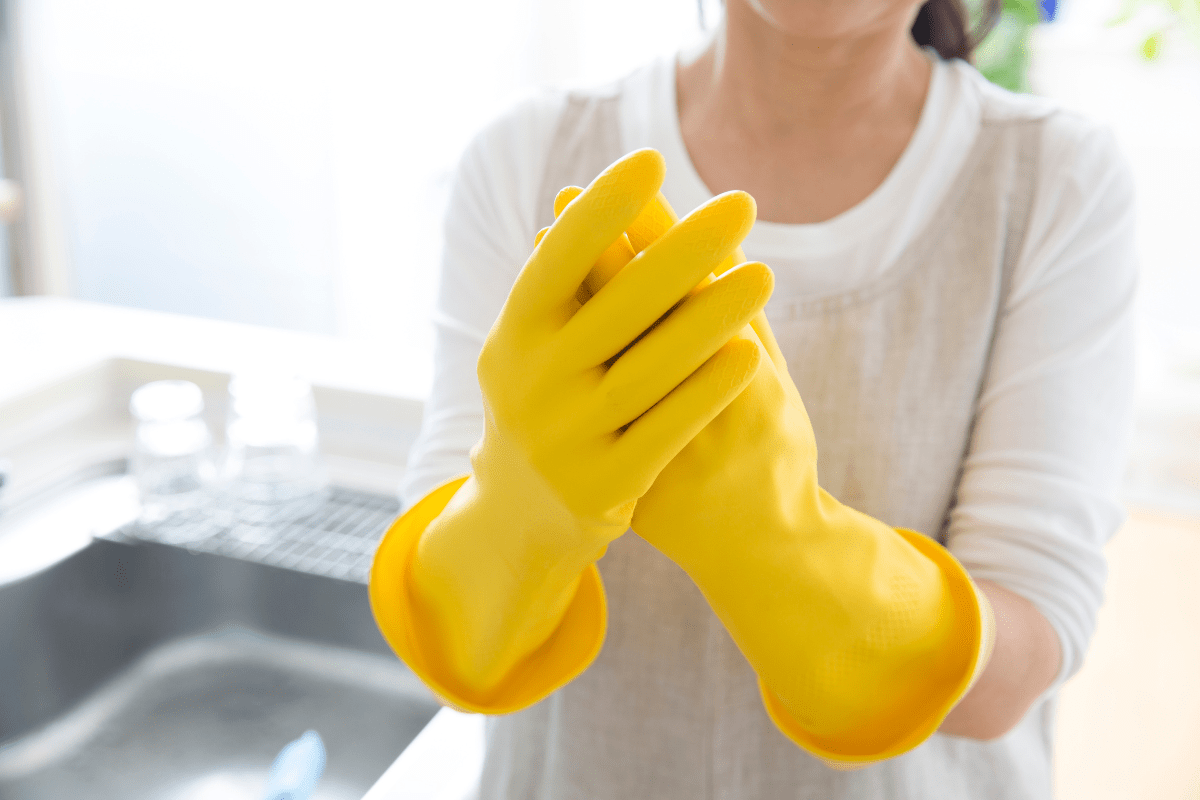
[370,149,775,713]
[557,189,995,766]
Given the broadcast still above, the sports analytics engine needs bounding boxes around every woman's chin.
[735,0,919,41]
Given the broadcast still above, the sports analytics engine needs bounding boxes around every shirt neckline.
[639,48,952,260]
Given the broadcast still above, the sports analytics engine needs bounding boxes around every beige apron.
[478,89,1053,800]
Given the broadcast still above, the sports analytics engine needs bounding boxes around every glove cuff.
[370,474,608,714]
[757,528,996,767]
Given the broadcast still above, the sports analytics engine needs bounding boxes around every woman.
[372,0,1137,797]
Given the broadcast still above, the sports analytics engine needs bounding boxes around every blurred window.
[15,0,707,385]
[9,0,1200,384]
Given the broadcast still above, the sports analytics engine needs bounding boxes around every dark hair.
[911,0,1003,62]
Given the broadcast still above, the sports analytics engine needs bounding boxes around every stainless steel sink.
[0,531,440,799]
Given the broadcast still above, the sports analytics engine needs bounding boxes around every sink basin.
[0,536,440,799]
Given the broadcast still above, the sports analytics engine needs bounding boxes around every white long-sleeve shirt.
[402,53,1138,692]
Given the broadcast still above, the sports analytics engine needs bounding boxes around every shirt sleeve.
[400,92,566,508]
[945,112,1139,690]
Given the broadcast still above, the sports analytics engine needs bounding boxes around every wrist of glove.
[369,473,609,714]
[643,472,995,765]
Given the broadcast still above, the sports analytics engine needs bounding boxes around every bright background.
[10,0,717,391]
[10,0,1197,394]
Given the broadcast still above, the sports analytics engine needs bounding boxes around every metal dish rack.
[108,487,402,584]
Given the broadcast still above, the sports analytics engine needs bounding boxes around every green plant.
[973,0,1043,92]
[1110,0,1200,60]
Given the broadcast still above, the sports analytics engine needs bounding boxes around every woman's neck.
[676,3,933,224]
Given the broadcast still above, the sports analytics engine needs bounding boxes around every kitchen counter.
[1,296,432,505]
[0,296,433,587]
[0,295,432,407]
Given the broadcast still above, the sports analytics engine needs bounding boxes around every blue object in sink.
[263,730,326,800]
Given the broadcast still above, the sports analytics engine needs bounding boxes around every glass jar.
[223,372,327,513]
[129,380,215,523]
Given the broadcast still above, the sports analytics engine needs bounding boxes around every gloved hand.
[370,149,775,713]
[556,189,995,766]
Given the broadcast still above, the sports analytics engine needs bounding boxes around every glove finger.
[625,192,679,252]
[595,262,774,429]
[536,222,638,304]
[608,336,761,484]
[558,187,746,301]
[715,245,747,276]
[582,234,637,301]
[625,194,740,276]
[507,148,665,326]
[749,309,789,373]
[626,193,744,280]
[558,190,757,367]
[554,186,583,216]
[553,186,638,303]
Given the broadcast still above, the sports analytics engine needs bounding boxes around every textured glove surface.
[472,148,771,552]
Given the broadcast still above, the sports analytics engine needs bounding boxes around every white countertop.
[0,297,434,583]
[0,297,436,564]
[1,296,433,407]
